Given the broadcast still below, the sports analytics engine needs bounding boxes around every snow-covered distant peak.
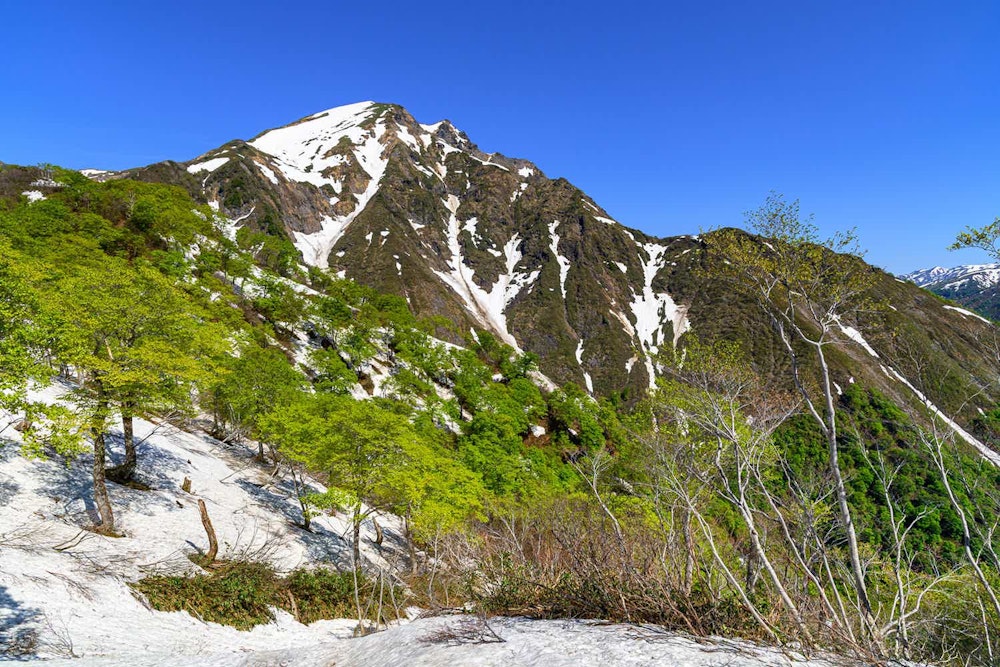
[902,263,1000,291]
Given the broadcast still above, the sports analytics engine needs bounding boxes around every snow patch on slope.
[549,221,571,300]
[255,161,280,185]
[630,242,690,388]
[249,103,393,268]
[34,615,850,667]
[575,339,594,393]
[0,384,403,662]
[433,196,539,350]
[943,304,992,324]
[883,365,1000,467]
[837,322,880,358]
[835,320,1000,466]
[187,157,230,174]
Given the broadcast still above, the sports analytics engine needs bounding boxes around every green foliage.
[308,347,357,394]
[283,568,403,624]
[547,383,606,453]
[250,276,307,327]
[44,258,223,421]
[133,563,405,629]
[133,561,281,630]
[207,344,306,439]
[235,226,298,275]
[950,215,1000,259]
[773,384,984,567]
[18,403,89,461]
[0,240,43,407]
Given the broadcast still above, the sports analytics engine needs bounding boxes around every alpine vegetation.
[2,105,1000,666]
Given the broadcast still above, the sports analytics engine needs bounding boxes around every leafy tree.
[261,394,447,623]
[207,343,306,458]
[0,241,42,410]
[950,215,1000,259]
[308,347,357,395]
[44,259,222,529]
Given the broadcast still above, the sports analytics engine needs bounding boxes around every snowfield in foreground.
[35,616,845,667]
[1,385,844,666]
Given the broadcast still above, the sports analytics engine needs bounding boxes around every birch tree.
[709,193,882,638]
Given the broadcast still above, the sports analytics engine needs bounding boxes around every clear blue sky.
[4,1,998,273]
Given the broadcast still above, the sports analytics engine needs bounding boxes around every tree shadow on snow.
[232,475,355,569]
[0,436,22,506]
[0,585,43,660]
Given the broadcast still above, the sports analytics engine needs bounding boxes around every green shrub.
[133,561,279,630]
[133,563,406,629]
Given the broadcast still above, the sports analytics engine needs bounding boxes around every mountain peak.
[902,263,1000,290]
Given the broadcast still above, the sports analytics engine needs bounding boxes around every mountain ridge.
[89,102,1000,428]
[110,101,694,397]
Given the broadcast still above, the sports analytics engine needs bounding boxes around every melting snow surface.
[630,243,690,388]
[186,156,230,174]
[32,615,849,666]
[249,102,390,268]
[549,221,571,300]
[21,190,45,202]
[433,196,539,350]
[943,305,992,324]
[0,385,403,664]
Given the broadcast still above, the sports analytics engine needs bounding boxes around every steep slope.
[117,102,695,397]
[1,389,851,666]
[903,263,1000,321]
[111,103,1000,438]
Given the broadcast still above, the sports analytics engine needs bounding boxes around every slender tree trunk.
[690,505,780,643]
[815,346,875,632]
[198,498,218,564]
[107,403,136,483]
[91,396,115,534]
[352,502,363,574]
[758,470,850,638]
[122,408,136,470]
[683,508,695,597]
[352,502,364,630]
[291,466,311,531]
[741,504,813,644]
[929,436,1000,620]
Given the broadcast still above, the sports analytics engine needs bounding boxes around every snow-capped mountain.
[120,102,698,396]
[113,102,1000,411]
[902,264,1000,321]
[903,263,1000,290]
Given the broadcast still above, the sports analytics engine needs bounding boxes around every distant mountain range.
[902,264,1000,321]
